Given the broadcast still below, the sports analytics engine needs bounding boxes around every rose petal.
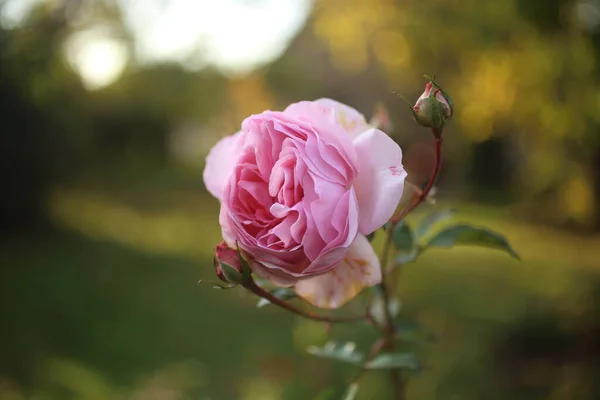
[295,234,381,309]
[203,131,243,200]
[352,128,407,235]
[314,98,371,137]
[249,259,299,287]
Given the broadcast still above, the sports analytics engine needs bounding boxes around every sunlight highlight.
[65,31,129,90]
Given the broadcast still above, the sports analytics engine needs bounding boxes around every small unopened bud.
[214,242,246,284]
[412,79,453,132]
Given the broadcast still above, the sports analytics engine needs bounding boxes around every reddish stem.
[243,278,366,323]
[392,134,443,224]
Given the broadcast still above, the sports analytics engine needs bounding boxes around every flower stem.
[377,130,444,399]
[243,278,366,323]
[378,243,406,399]
[392,134,443,224]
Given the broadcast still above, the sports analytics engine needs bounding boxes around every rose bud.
[412,79,453,132]
[214,242,248,284]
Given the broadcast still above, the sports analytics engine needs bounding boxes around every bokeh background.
[2,0,600,398]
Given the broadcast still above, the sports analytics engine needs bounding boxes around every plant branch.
[392,133,443,224]
[378,237,405,399]
[376,130,444,399]
[243,278,366,324]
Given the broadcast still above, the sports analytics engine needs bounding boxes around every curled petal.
[352,128,407,235]
[203,131,243,200]
[294,234,381,309]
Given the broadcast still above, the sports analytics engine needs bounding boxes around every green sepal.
[198,279,237,290]
[218,260,244,284]
[236,246,252,282]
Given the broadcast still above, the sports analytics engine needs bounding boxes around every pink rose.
[203,99,407,308]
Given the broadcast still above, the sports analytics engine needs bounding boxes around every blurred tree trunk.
[467,135,515,205]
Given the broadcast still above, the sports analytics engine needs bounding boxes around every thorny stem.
[378,130,444,399]
[243,278,367,324]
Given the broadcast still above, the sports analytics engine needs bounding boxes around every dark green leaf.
[392,221,414,251]
[394,318,437,343]
[395,247,420,264]
[394,321,425,343]
[366,231,376,242]
[424,224,520,260]
[256,288,297,308]
[364,353,419,370]
[307,341,364,366]
[414,209,455,239]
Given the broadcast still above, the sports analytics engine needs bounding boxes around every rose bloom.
[203,99,407,308]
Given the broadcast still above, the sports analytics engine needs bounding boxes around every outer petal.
[202,131,242,200]
[352,128,407,235]
[294,234,381,309]
[249,259,298,288]
[314,98,370,138]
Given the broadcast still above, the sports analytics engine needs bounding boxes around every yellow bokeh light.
[372,29,410,68]
[240,377,283,400]
[560,176,595,223]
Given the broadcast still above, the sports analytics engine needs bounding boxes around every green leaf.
[392,221,414,252]
[307,341,364,366]
[424,224,520,260]
[343,383,359,400]
[315,386,343,400]
[369,296,401,326]
[366,231,376,242]
[394,320,420,338]
[256,288,297,308]
[315,383,359,400]
[414,209,455,239]
[394,317,437,343]
[364,353,419,370]
[395,247,420,264]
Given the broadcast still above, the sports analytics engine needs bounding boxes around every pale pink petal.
[295,234,381,309]
[314,98,371,137]
[203,131,243,200]
[352,128,407,235]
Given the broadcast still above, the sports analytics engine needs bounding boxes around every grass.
[1,183,600,399]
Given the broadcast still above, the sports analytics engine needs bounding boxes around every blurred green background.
[2,0,600,399]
